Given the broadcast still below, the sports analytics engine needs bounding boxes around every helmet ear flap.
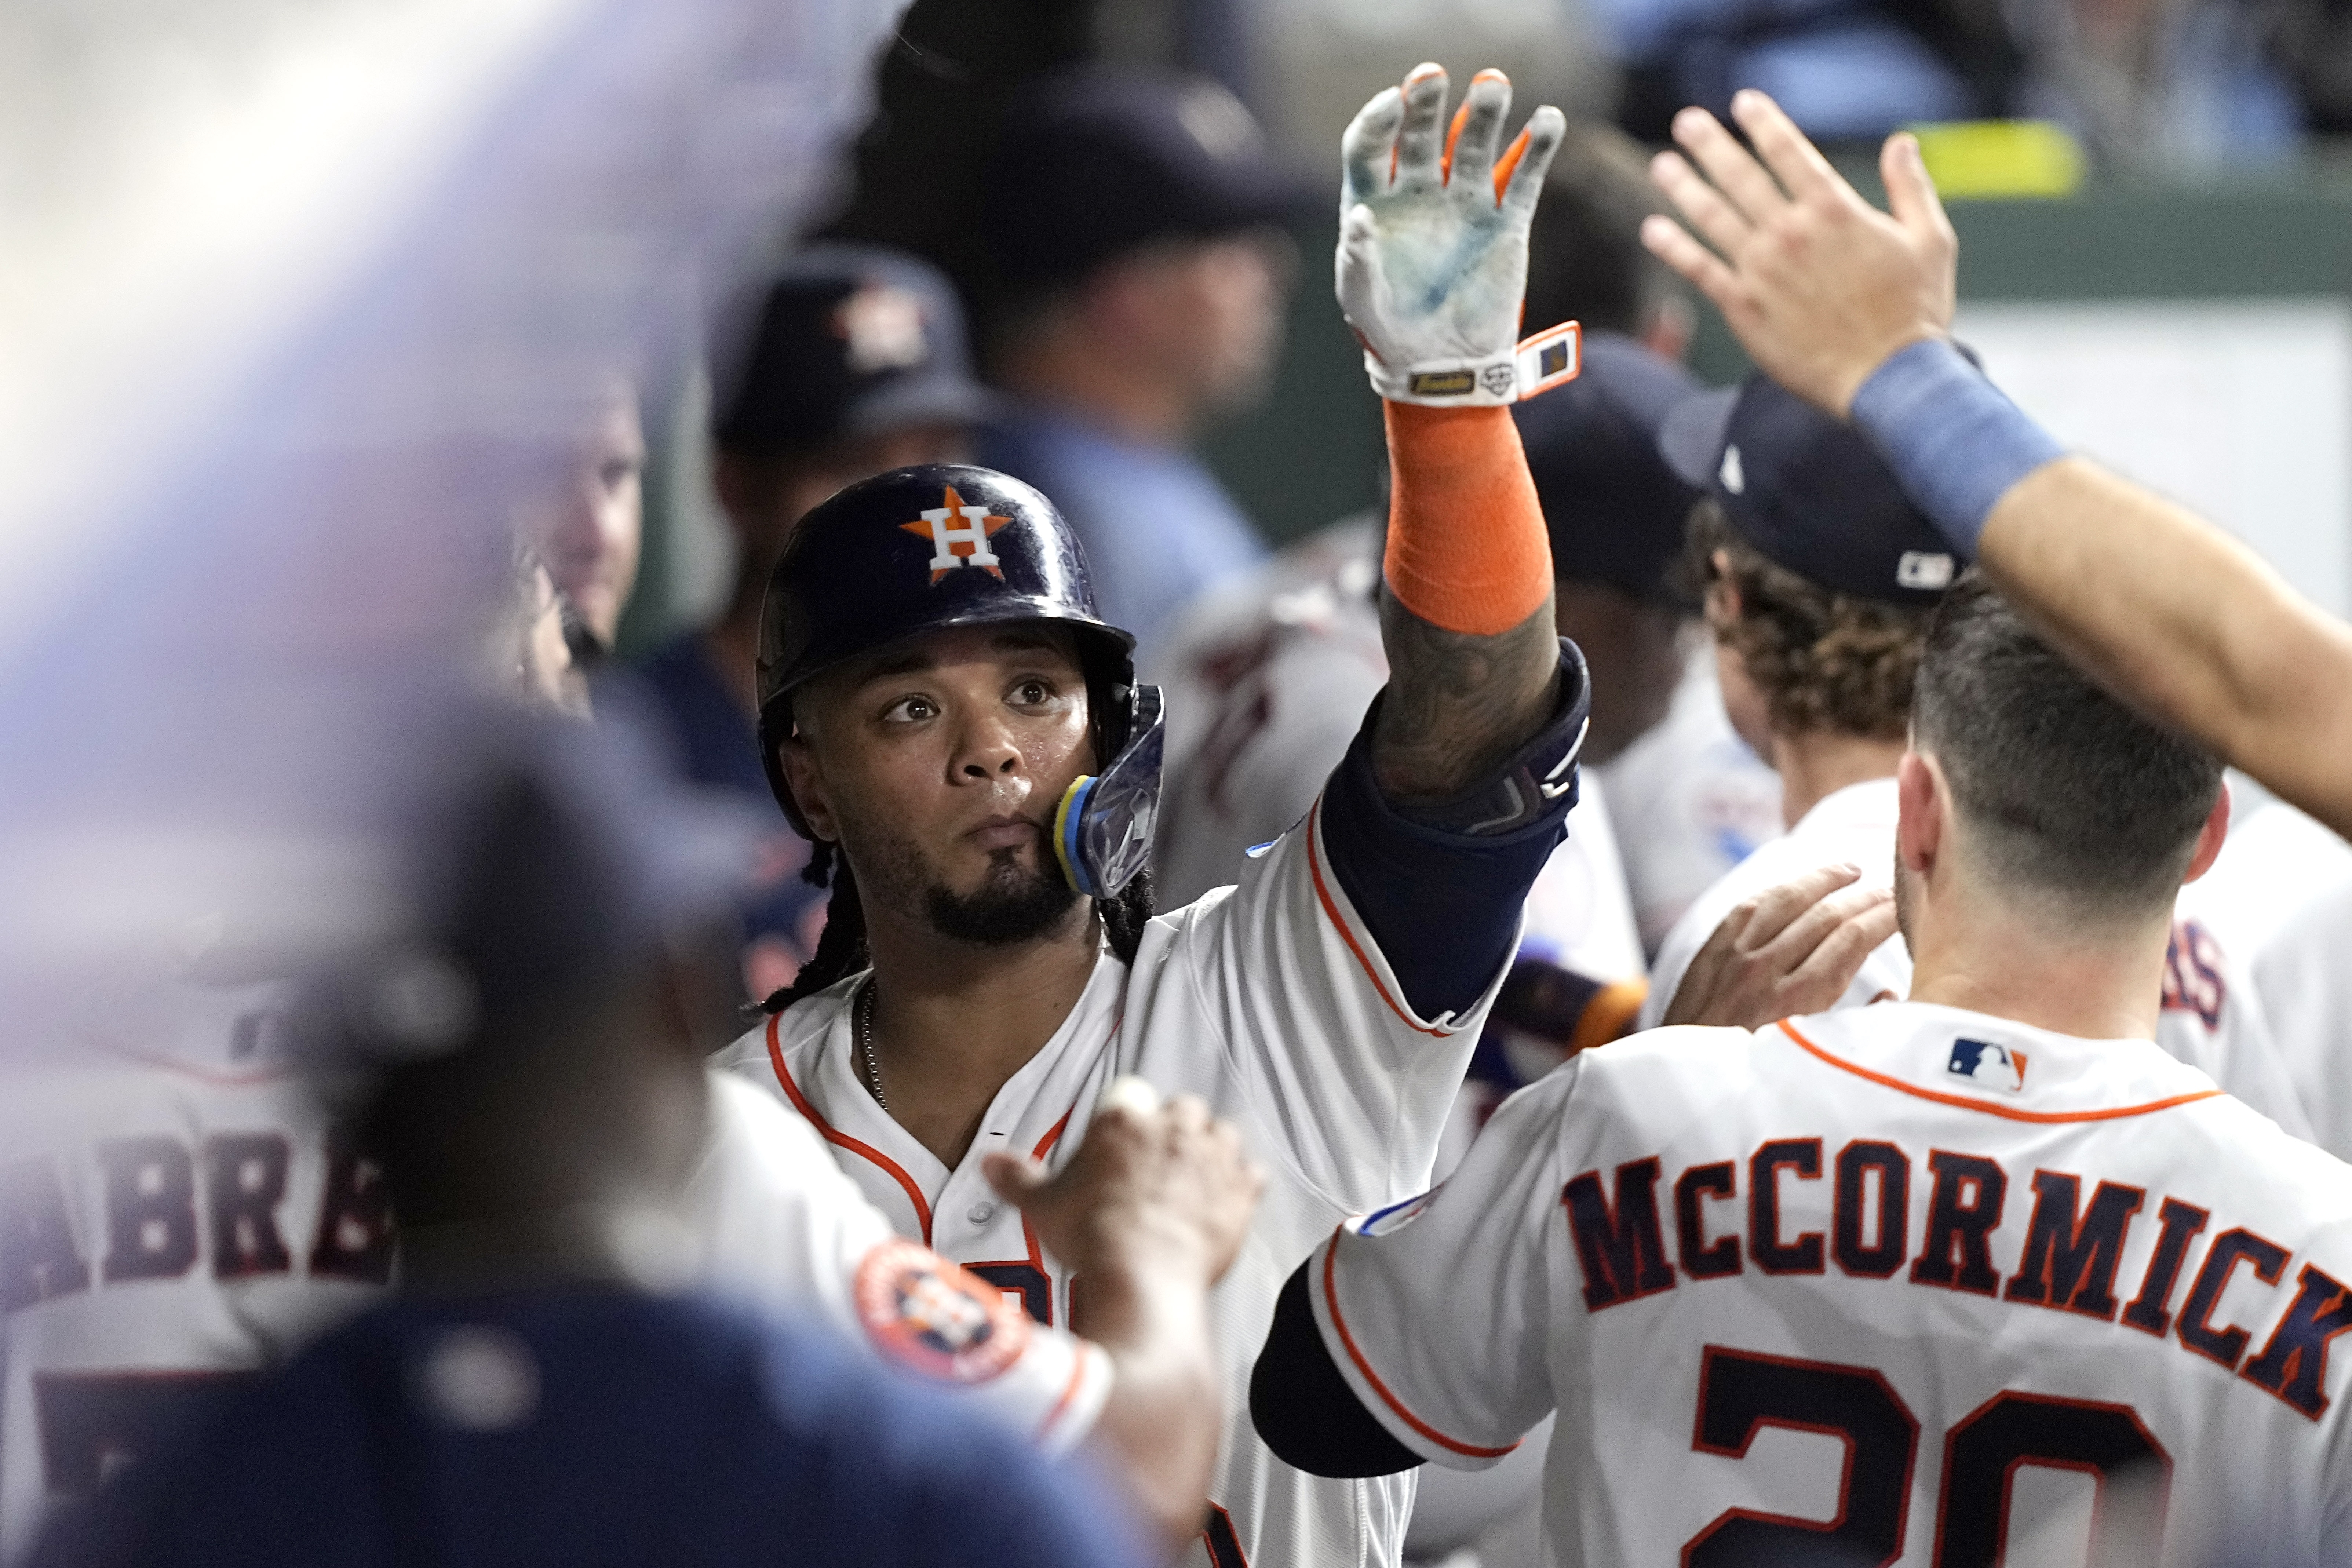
[1085,669,1132,770]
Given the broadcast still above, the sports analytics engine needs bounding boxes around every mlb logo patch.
[1947,1038,2028,1094]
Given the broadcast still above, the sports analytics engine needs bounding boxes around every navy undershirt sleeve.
[1316,642,1585,1021]
[1250,1261,1422,1478]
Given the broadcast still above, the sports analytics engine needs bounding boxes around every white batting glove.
[1337,65,1571,406]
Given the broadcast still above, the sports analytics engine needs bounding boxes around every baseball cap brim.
[1657,386,1739,490]
[842,374,1002,439]
[1190,157,1325,232]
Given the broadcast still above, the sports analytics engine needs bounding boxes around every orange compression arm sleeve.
[1380,402,1553,636]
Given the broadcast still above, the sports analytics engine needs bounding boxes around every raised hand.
[1662,862,1899,1029]
[1337,64,1565,405]
[984,1081,1262,1292]
[1640,90,1958,418]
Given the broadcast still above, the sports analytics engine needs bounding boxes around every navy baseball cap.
[1658,372,1957,606]
[712,245,994,456]
[1513,333,1707,608]
[985,70,1322,289]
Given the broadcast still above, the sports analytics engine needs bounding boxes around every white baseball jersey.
[1640,776,2317,1139]
[685,1070,1108,1449]
[716,804,1506,1568]
[0,979,387,1562]
[1148,515,1642,982]
[2253,870,2352,1162]
[1306,1001,2352,1567]
[1589,646,1784,954]
[0,991,1107,1564]
[2176,773,2352,961]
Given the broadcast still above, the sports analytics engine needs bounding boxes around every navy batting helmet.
[754,464,1163,898]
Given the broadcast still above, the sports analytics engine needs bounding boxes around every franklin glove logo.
[901,485,1012,583]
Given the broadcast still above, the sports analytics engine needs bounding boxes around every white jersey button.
[967,1202,997,1225]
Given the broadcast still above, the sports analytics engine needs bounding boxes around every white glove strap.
[1368,350,1520,406]
[1367,321,1583,408]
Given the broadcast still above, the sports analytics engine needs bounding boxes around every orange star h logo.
[900,485,1013,583]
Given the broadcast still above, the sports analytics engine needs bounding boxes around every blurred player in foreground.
[0,958,387,1565]
[715,63,1591,1568]
[29,714,1259,1568]
[0,541,595,1558]
[1254,576,2352,1565]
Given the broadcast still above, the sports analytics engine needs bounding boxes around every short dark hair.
[1523,122,1688,339]
[1914,574,2224,921]
[1689,499,1934,740]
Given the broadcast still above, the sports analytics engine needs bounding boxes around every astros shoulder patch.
[853,1238,1031,1383]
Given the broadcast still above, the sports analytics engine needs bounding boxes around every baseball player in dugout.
[712,63,1593,1568]
[1633,369,2313,1139]
[1254,571,2352,1565]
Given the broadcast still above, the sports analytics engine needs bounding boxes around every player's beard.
[840,814,1083,947]
[924,845,1082,945]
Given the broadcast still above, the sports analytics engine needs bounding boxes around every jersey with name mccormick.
[1307,1001,2352,1568]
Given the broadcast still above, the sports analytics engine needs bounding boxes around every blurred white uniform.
[1591,648,1784,954]
[2253,872,2352,1162]
[1149,517,1641,978]
[1640,777,2316,1138]
[0,980,387,1562]
[2176,773,2352,960]
[718,805,1506,1568]
[0,989,1109,1563]
[1304,1003,2352,1567]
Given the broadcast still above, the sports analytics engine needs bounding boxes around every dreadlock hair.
[761,839,868,1013]
[758,840,1157,1015]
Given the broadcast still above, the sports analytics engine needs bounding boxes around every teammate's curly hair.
[761,841,1154,1014]
[1685,499,1934,741]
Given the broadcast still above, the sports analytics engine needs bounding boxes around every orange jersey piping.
[1303,798,1452,1038]
[1321,1235,1518,1459]
[1035,1342,1097,1444]
[766,1011,935,1244]
[1023,1107,1076,1272]
[1776,1018,2225,1124]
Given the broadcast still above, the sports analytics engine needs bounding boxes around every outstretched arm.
[1638,89,2352,838]
[1975,461,2352,837]
[987,1085,1263,1562]
[1335,65,1572,803]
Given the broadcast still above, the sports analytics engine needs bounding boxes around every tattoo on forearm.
[1372,589,1562,801]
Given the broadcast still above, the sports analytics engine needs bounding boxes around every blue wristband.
[1848,338,2064,556]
